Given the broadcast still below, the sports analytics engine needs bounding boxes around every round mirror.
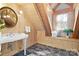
[0,7,18,28]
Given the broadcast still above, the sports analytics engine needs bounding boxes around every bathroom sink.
[0,33,28,55]
[0,33,28,44]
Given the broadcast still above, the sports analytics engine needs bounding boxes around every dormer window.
[56,13,68,30]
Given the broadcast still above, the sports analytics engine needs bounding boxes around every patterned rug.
[27,44,78,56]
[14,43,78,56]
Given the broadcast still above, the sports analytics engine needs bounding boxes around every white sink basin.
[0,33,28,44]
[0,33,29,55]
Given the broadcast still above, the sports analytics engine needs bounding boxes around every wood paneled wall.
[73,12,79,39]
[37,31,79,52]
[34,4,52,36]
[1,4,37,56]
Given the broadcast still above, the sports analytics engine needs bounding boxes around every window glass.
[56,13,68,30]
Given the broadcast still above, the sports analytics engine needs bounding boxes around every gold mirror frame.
[0,7,18,28]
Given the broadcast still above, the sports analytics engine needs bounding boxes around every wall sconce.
[24,26,31,34]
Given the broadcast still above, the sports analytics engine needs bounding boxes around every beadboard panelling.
[37,31,79,52]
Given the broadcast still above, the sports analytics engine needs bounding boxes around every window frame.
[56,13,68,30]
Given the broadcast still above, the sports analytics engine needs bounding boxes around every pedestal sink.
[0,33,28,55]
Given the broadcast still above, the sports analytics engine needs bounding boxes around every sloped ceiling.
[5,3,45,31]
[49,3,74,9]
[56,3,70,10]
[49,3,58,9]
[0,3,76,32]
[18,4,44,30]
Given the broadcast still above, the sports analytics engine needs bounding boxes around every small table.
[0,33,28,55]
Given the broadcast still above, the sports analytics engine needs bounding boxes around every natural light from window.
[56,13,68,30]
